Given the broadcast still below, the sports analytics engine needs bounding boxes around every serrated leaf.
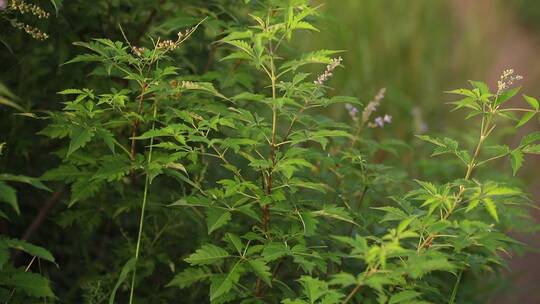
[67,127,95,156]
[329,272,357,288]
[225,233,243,255]
[210,262,242,301]
[523,144,540,154]
[58,88,85,95]
[312,205,356,226]
[93,155,131,182]
[167,268,211,289]
[298,276,328,304]
[510,150,524,175]
[179,81,228,100]
[483,197,499,222]
[389,290,421,304]
[97,129,115,153]
[206,209,232,235]
[185,244,230,266]
[1,271,54,298]
[248,259,272,286]
[519,132,540,146]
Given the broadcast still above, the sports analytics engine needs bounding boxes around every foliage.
[0,0,538,303]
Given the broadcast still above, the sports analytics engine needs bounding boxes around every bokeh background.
[305,1,540,302]
[1,0,540,302]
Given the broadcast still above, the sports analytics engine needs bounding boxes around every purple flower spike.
[374,117,384,127]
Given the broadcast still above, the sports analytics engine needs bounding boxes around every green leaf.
[483,197,499,222]
[516,112,535,128]
[312,205,356,226]
[0,243,8,270]
[93,155,131,182]
[262,243,290,261]
[449,97,480,111]
[225,233,243,255]
[210,262,243,301]
[404,252,455,278]
[178,81,228,100]
[388,290,421,304]
[523,94,539,111]
[469,81,490,95]
[167,268,211,289]
[445,88,476,98]
[67,127,95,156]
[109,257,136,304]
[510,150,524,175]
[50,0,63,16]
[519,132,540,146]
[0,96,25,112]
[496,86,521,105]
[1,271,54,298]
[329,272,357,288]
[248,259,272,287]
[298,276,328,304]
[523,144,540,154]
[0,174,51,192]
[4,238,55,263]
[206,209,232,235]
[97,129,116,153]
[58,88,85,95]
[185,244,230,266]
[0,182,18,214]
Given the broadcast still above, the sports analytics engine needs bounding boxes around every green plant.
[0,148,56,301]
[3,0,538,303]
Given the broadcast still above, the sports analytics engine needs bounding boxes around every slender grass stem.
[129,102,158,303]
[449,270,463,304]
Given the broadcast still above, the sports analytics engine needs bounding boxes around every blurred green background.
[303,1,540,302]
[2,0,540,302]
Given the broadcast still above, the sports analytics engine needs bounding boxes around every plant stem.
[449,270,463,304]
[262,48,278,234]
[418,111,491,251]
[257,37,278,298]
[130,83,148,161]
[129,102,158,303]
[343,267,376,303]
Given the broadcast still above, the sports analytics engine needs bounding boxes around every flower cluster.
[368,114,392,128]
[497,68,523,94]
[361,88,386,123]
[131,46,146,57]
[8,0,49,18]
[314,57,343,85]
[157,39,178,51]
[1,0,6,10]
[13,21,48,40]
[345,103,359,121]
[177,28,193,41]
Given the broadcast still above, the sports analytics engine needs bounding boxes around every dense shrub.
[1,0,539,303]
